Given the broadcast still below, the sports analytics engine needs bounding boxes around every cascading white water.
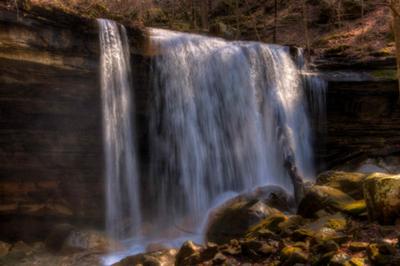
[98,19,141,241]
[146,29,321,236]
[98,26,327,264]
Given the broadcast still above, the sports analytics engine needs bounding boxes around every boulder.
[316,171,367,199]
[293,213,350,245]
[46,223,121,253]
[175,241,201,266]
[250,185,295,212]
[363,173,400,224]
[114,249,178,266]
[298,185,364,218]
[280,245,309,265]
[0,241,11,257]
[205,187,288,244]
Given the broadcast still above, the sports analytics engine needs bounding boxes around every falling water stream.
[98,19,141,241]
[99,25,326,264]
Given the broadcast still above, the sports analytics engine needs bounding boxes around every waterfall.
[98,19,141,240]
[146,29,323,235]
[97,25,327,264]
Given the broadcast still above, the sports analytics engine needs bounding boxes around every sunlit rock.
[316,171,367,199]
[175,241,201,266]
[363,173,400,224]
[298,185,364,218]
[113,249,178,266]
[280,245,309,265]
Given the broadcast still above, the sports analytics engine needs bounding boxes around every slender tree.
[302,0,311,59]
[244,0,261,41]
[273,0,278,43]
[190,0,197,29]
[235,0,240,39]
[389,0,400,102]
[337,0,343,28]
[200,0,208,30]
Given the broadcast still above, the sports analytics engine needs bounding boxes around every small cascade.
[145,29,324,236]
[293,48,327,130]
[98,19,141,240]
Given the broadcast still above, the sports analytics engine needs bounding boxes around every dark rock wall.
[0,10,102,241]
[0,9,148,241]
[316,75,400,170]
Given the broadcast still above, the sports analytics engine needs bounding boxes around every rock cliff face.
[314,59,400,170]
[0,8,147,241]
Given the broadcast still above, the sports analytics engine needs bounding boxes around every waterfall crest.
[98,19,141,240]
[146,29,322,234]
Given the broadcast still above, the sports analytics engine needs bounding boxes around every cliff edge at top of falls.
[0,3,149,66]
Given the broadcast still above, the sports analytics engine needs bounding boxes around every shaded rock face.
[0,8,148,242]
[315,77,400,170]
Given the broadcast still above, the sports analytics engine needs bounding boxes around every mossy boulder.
[316,171,367,200]
[291,213,349,246]
[280,246,309,264]
[363,173,400,224]
[298,185,363,218]
[205,186,290,244]
[114,249,178,266]
[246,213,288,238]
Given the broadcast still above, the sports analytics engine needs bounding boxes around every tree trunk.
[244,0,261,41]
[391,0,400,103]
[273,0,278,43]
[235,0,240,39]
[337,0,343,28]
[200,0,208,30]
[302,0,311,59]
[190,0,197,30]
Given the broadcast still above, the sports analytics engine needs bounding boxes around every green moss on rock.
[363,173,400,224]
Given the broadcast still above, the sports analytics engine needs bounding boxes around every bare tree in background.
[235,0,240,39]
[337,0,343,27]
[200,0,208,30]
[190,0,197,29]
[302,0,311,58]
[389,0,400,102]
[273,0,278,43]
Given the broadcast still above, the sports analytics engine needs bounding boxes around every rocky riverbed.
[2,165,400,265]
[114,168,400,266]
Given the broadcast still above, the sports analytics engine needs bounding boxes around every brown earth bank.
[1,3,400,266]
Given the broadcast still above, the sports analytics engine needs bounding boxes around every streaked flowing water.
[98,26,326,264]
[146,29,322,236]
[98,19,141,241]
